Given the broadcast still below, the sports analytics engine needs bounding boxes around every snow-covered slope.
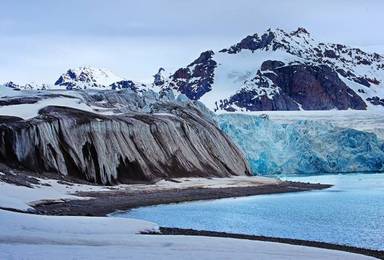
[3,66,152,92]
[161,28,384,112]
[0,209,374,260]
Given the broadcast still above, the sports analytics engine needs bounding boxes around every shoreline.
[34,180,331,216]
[152,227,384,259]
[12,177,384,258]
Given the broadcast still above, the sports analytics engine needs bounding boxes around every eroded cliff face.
[0,105,251,185]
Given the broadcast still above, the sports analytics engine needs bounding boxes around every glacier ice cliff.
[0,90,251,184]
[218,114,384,175]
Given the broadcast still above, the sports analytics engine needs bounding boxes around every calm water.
[114,174,384,250]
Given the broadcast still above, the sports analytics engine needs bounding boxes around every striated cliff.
[0,102,251,185]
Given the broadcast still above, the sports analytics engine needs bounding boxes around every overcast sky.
[1,0,384,84]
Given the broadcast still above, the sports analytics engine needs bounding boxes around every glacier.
[217,114,384,175]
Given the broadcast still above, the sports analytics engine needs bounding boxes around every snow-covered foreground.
[0,173,378,259]
[0,175,376,259]
[0,177,109,211]
[0,209,375,260]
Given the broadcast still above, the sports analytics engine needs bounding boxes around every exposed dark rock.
[220,64,367,111]
[290,27,310,36]
[169,50,217,100]
[353,77,371,87]
[4,81,20,89]
[109,80,144,91]
[358,89,366,94]
[367,96,384,106]
[324,49,337,59]
[153,68,166,86]
[221,31,278,54]
[0,97,40,106]
[0,105,251,185]
[336,68,356,78]
[0,116,24,123]
[271,64,367,110]
[260,60,285,71]
[225,91,300,111]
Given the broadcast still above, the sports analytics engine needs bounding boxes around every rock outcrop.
[0,104,251,185]
[168,50,216,100]
[220,63,367,111]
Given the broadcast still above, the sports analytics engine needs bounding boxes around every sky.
[1,0,384,84]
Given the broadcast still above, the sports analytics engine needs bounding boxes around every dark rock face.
[55,69,92,86]
[224,90,300,111]
[109,80,146,91]
[272,64,367,110]
[220,62,367,111]
[0,106,251,185]
[260,60,285,71]
[169,50,217,100]
[153,68,166,86]
[220,31,284,54]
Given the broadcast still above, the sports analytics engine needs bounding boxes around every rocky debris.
[0,93,251,185]
[34,181,330,217]
[0,169,41,188]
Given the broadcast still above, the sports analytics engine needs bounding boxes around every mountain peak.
[291,27,310,36]
[55,66,123,89]
[163,27,384,112]
[220,27,315,54]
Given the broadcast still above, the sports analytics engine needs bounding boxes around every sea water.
[114,174,384,250]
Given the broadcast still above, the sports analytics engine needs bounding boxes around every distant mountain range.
[3,28,384,111]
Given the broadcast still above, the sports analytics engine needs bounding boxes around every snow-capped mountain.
[3,81,50,91]
[160,27,384,111]
[55,66,125,89]
[2,66,149,92]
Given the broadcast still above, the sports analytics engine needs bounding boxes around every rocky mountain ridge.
[160,28,384,111]
[2,28,384,112]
